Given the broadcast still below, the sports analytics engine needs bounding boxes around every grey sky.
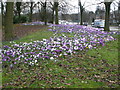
[69,0,119,13]
[1,0,119,14]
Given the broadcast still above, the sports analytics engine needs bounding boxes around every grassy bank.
[2,28,119,88]
[2,27,53,45]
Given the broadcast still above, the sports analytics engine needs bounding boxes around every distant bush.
[13,15,29,24]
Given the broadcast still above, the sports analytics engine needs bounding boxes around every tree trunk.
[104,2,112,31]
[51,7,54,24]
[79,1,83,25]
[29,2,33,22]
[1,2,4,26]
[54,2,59,24]
[80,9,83,25]
[37,2,41,21]
[16,2,21,18]
[44,2,47,25]
[4,2,14,41]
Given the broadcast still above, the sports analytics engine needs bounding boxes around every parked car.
[83,22,88,26]
[94,19,105,28]
[91,22,94,27]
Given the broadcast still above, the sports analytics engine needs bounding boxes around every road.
[110,26,120,31]
[87,25,120,31]
[59,21,120,31]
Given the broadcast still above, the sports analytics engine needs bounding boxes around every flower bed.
[1,24,120,67]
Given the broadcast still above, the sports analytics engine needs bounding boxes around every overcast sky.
[1,0,119,14]
[69,0,119,13]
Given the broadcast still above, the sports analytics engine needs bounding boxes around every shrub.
[13,15,29,24]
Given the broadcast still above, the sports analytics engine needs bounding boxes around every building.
[95,6,105,19]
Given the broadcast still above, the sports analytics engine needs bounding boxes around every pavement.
[110,26,120,31]
[88,25,120,31]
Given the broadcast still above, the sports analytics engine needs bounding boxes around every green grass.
[0,72,2,87]
[2,27,54,45]
[87,40,118,64]
[2,27,119,88]
[19,28,53,42]
[2,40,119,88]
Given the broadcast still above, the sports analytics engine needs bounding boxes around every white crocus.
[34,60,37,63]
[50,57,54,60]
[59,54,62,56]
[51,48,56,51]
[88,45,92,49]
[74,46,79,50]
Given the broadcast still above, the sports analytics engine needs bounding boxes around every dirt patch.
[2,24,48,41]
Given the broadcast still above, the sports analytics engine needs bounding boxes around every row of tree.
[78,0,116,31]
[1,0,118,41]
[2,0,68,41]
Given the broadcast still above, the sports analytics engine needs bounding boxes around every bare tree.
[39,1,47,25]
[43,1,47,25]
[22,2,37,22]
[49,0,69,24]
[54,0,59,24]
[104,0,114,31]
[78,0,85,25]
[16,2,22,18]
[29,2,35,22]
[37,2,41,21]
[49,2,55,24]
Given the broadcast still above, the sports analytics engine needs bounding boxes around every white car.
[94,19,105,28]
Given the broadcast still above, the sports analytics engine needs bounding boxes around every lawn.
[3,25,53,45]
[2,24,119,88]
